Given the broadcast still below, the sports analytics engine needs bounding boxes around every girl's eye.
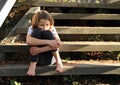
[39,24,43,26]
[46,24,50,26]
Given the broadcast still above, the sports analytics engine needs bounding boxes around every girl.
[26,10,63,76]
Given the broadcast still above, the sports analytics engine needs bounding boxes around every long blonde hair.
[31,10,54,29]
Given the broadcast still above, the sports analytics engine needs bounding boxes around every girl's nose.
[43,25,45,29]
[43,25,47,30]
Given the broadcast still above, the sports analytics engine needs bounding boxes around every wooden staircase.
[0,1,120,76]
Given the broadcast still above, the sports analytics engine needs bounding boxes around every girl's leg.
[29,29,54,67]
[41,30,63,72]
[52,50,63,72]
[27,54,38,76]
[27,28,43,76]
[27,62,37,76]
[50,55,56,65]
[30,29,63,73]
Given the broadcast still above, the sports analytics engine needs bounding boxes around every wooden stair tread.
[109,0,120,6]
[21,13,120,20]
[61,41,120,52]
[0,41,120,52]
[0,63,120,76]
[16,26,120,34]
[32,1,120,9]
[13,13,120,29]
[51,13,120,20]
[1,41,120,45]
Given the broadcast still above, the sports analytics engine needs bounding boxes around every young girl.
[26,10,63,76]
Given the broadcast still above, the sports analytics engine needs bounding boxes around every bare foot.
[27,62,36,76]
[56,63,63,72]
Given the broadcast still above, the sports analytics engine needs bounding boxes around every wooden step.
[61,41,120,52]
[108,0,120,7]
[14,0,34,7]
[15,26,120,41]
[108,0,120,4]
[16,26,120,34]
[21,13,120,20]
[0,41,120,52]
[11,10,120,35]
[0,63,120,76]
[14,0,120,9]
[16,12,120,24]
[51,13,120,20]
[32,1,120,9]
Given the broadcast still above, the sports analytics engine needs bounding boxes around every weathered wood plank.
[16,26,120,34]
[0,44,29,52]
[13,1,120,8]
[0,63,120,76]
[51,13,120,20]
[16,13,120,22]
[108,0,120,5]
[0,34,21,44]
[32,1,120,9]
[60,41,120,52]
[11,11,120,35]
[57,27,120,34]
[60,34,120,41]
[0,41,120,52]
[14,0,34,7]
[108,0,120,4]
[108,1,120,9]
[12,13,120,34]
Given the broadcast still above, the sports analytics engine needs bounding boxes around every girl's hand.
[48,40,61,49]
[30,47,41,55]
[55,39,62,46]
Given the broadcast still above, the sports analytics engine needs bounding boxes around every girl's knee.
[32,28,43,38]
[41,30,54,40]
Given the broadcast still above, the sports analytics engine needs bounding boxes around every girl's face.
[38,19,51,30]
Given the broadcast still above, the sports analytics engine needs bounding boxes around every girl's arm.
[26,34,60,49]
[26,34,59,55]
[30,46,54,56]
[52,26,62,46]
[26,34,49,45]
[26,26,61,55]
